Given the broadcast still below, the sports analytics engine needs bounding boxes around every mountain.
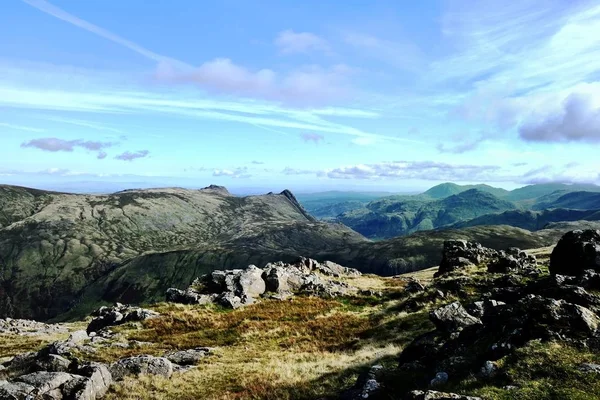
[296,191,392,219]
[337,189,517,239]
[532,191,600,210]
[0,185,366,321]
[451,208,600,231]
[506,183,600,202]
[422,183,510,199]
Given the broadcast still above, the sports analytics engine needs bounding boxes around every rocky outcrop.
[407,390,482,400]
[394,239,600,395]
[165,348,212,366]
[550,229,600,276]
[436,240,537,276]
[87,304,159,334]
[166,257,362,309]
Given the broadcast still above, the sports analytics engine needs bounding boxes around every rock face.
[166,257,362,309]
[550,229,600,276]
[87,304,159,334]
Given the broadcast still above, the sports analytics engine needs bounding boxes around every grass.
[97,280,433,400]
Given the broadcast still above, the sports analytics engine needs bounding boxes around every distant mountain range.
[1,183,591,321]
[301,182,600,239]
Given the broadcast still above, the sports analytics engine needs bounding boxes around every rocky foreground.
[2,231,600,398]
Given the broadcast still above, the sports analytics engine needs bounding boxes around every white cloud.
[342,31,424,71]
[212,167,251,179]
[275,30,330,54]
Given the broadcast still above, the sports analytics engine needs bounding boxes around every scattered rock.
[578,363,600,374]
[0,318,68,336]
[87,304,159,334]
[167,257,361,309]
[341,364,384,400]
[109,355,173,381]
[437,240,495,276]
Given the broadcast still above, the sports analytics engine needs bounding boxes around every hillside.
[0,185,364,321]
[337,189,517,239]
[532,191,600,210]
[451,208,600,231]
[5,233,600,399]
[422,183,509,199]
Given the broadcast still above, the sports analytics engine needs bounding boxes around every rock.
[340,365,384,400]
[65,362,112,400]
[0,318,68,336]
[405,278,426,293]
[550,230,600,276]
[165,348,212,365]
[109,355,173,381]
[465,299,506,319]
[0,381,36,399]
[165,288,214,305]
[33,354,72,373]
[430,302,482,333]
[16,371,76,398]
[578,363,600,373]
[429,371,449,387]
[479,360,498,378]
[407,390,482,400]
[437,240,496,276]
[68,330,89,344]
[488,251,537,274]
[87,304,159,334]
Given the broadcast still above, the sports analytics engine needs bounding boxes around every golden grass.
[101,284,432,400]
[0,321,87,359]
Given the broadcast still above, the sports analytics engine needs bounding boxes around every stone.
[479,360,498,378]
[87,304,159,334]
[578,363,600,373]
[550,230,600,276]
[33,354,72,373]
[407,390,482,400]
[165,348,212,365]
[165,288,214,305]
[430,302,482,333]
[0,319,68,337]
[429,371,449,387]
[436,240,496,276]
[340,364,384,400]
[0,381,36,399]
[16,371,74,395]
[65,362,112,400]
[68,330,89,344]
[109,355,173,381]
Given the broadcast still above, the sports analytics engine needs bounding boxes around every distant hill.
[532,191,600,210]
[506,183,600,202]
[423,183,509,199]
[337,189,517,239]
[451,208,600,231]
[296,191,393,219]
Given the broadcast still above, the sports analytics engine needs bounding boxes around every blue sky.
[1,0,600,193]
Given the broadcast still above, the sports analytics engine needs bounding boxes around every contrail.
[21,0,189,69]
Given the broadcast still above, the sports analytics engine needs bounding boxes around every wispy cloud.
[342,31,424,71]
[0,122,45,133]
[282,167,314,175]
[114,150,149,161]
[300,132,324,143]
[212,167,251,179]
[275,30,330,54]
[21,137,115,153]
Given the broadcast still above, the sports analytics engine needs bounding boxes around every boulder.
[15,371,74,395]
[550,230,600,276]
[165,288,214,305]
[430,302,482,333]
[67,362,112,399]
[165,348,212,365]
[109,355,173,381]
[340,364,384,400]
[0,381,36,399]
[437,240,497,276]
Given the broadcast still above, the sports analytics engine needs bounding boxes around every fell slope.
[338,189,517,239]
[0,185,362,320]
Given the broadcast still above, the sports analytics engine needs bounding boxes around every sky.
[1,0,600,194]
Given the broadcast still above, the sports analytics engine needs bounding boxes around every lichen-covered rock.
[109,355,173,381]
[15,371,75,396]
[165,288,214,305]
[436,240,498,276]
[0,381,36,399]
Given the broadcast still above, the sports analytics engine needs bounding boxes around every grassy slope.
[5,246,599,399]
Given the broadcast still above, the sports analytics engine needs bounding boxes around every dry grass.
[100,282,432,400]
[0,321,87,359]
